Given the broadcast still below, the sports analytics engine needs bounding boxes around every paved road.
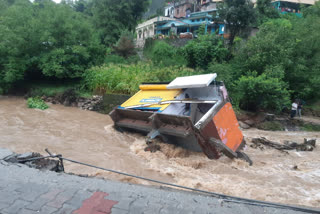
[0,148,318,214]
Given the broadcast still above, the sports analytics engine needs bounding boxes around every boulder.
[265,113,275,121]
[244,120,255,126]
[239,121,250,129]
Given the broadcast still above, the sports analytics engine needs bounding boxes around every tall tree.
[91,0,150,45]
[0,0,104,93]
[256,0,279,25]
[218,0,256,47]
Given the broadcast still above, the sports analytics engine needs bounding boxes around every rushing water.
[1,96,320,208]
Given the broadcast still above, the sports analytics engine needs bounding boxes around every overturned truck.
[110,74,250,163]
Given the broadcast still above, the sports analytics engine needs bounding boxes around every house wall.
[174,3,194,18]
[201,2,218,11]
[136,16,176,48]
[164,6,175,17]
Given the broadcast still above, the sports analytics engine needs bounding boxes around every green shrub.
[183,35,229,69]
[27,97,49,110]
[236,73,290,112]
[105,55,127,64]
[113,30,136,58]
[149,41,186,66]
[0,0,104,91]
[83,63,194,94]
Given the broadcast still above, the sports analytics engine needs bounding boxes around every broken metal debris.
[251,137,316,152]
[110,73,250,164]
[4,151,63,172]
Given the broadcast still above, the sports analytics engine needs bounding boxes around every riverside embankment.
[0,96,319,208]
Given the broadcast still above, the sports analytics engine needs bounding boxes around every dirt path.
[297,116,320,125]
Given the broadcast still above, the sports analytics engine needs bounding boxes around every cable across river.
[19,149,320,214]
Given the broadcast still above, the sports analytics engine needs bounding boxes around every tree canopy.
[0,0,103,92]
[91,0,150,45]
[218,0,256,47]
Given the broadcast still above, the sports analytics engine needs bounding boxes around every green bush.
[148,41,186,66]
[113,30,136,58]
[27,97,49,110]
[236,73,290,112]
[105,55,127,64]
[0,1,104,91]
[183,35,229,69]
[235,17,320,101]
[83,63,194,94]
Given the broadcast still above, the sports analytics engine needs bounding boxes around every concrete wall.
[201,2,218,11]
[136,16,176,48]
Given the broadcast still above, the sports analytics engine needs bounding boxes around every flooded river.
[1,96,319,207]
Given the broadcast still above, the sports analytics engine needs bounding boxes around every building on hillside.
[173,0,195,18]
[164,0,222,18]
[156,11,227,37]
[136,16,176,48]
[164,4,175,18]
[200,0,222,12]
[271,0,317,16]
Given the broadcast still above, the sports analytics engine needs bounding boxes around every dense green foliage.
[209,2,320,111]
[84,63,193,94]
[236,73,290,111]
[148,41,186,66]
[235,16,320,101]
[113,31,136,58]
[27,97,49,110]
[218,0,256,46]
[183,35,228,69]
[91,0,149,45]
[1,0,319,113]
[0,0,104,93]
[256,0,280,24]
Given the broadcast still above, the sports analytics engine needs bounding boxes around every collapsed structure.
[110,74,250,162]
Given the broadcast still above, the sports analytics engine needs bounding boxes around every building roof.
[136,16,176,29]
[264,0,317,4]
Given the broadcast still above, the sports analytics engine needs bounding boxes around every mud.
[0,96,319,208]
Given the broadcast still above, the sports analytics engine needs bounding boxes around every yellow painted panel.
[139,85,168,90]
[121,88,182,111]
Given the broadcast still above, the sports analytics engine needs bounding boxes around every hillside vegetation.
[0,0,319,113]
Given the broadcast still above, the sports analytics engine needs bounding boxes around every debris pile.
[4,152,63,172]
[77,95,103,111]
[251,137,316,152]
[41,89,103,111]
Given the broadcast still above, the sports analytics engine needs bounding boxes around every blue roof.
[156,15,213,29]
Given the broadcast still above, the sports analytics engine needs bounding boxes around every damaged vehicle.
[110,74,251,164]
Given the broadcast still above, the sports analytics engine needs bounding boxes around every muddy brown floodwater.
[1,96,319,208]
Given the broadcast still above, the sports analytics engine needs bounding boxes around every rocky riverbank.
[237,111,320,131]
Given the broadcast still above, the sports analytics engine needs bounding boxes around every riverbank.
[0,96,319,208]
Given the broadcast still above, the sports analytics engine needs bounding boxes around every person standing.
[291,100,298,118]
[297,100,304,117]
[298,99,306,117]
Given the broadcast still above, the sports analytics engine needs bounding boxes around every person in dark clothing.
[297,99,304,117]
